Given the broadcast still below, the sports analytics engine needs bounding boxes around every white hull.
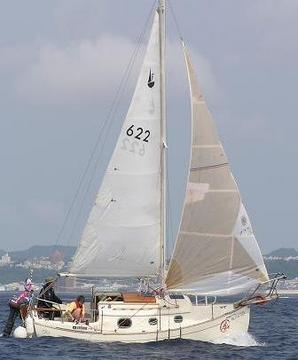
[27,296,250,343]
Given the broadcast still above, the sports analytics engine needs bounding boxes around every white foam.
[211,331,265,347]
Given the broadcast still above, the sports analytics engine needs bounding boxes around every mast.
[158,0,166,283]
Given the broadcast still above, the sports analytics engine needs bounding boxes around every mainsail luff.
[165,44,269,294]
[70,12,162,278]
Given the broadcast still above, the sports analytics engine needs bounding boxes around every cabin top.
[95,292,156,304]
[122,293,156,303]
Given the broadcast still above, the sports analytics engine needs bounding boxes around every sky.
[0,0,297,254]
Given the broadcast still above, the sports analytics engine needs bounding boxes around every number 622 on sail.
[126,124,150,142]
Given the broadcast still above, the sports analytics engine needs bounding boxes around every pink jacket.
[10,290,32,307]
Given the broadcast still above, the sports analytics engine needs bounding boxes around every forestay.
[165,44,269,295]
[70,12,162,277]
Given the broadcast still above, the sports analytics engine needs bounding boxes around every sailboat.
[24,0,283,342]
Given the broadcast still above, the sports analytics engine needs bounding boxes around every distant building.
[50,250,64,264]
[0,253,11,266]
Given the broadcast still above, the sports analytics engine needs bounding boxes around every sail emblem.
[147,69,155,88]
[241,216,247,227]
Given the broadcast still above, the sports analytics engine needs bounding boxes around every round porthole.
[118,318,132,328]
[148,318,158,326]
[174,315,183,323]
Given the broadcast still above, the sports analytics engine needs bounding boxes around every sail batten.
[165,44,269,294]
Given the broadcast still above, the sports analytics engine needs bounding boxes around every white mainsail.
[165,44,269,295]
[70,12,162,277]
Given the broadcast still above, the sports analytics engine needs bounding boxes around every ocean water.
[0,293,297,360]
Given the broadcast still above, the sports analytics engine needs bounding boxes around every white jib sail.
[70,12,161,277]
[165,44,269,295]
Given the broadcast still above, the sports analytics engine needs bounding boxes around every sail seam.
[180,231,232,237]
[107,171,160,176]
[99,222,160,228]
[190,162,229,171]
[203,189,238,193]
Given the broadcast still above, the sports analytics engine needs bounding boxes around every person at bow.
[2,278,34,337]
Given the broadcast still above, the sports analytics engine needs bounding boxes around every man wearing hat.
[37,277,62,319]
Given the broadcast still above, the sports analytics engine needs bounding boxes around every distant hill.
[0,245,77,285]
[8,245,76,262]
[0,245,297,284]
[263,247,298,279]
[265,248,298,258]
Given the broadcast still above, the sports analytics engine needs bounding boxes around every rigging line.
[66,3,158,246]
[168,0,184,41]
[66,3,157,245]
[125,302,150,321]
[190,162,229,171]
[55,1,157,247]
[67,25,152,247]
[57,46,143,248]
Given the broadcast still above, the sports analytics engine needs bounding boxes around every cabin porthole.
[148,318,158,326]
[118,318,132,328]
[174,315,183,323]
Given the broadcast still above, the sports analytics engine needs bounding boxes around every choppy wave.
[212,331,265,347]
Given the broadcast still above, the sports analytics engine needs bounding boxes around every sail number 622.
[126,125,150,143]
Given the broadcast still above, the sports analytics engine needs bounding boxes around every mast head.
[158,0,165,13]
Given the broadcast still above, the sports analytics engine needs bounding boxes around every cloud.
[166,40,220,105]
[14,34,219,108]
[15,35,138,106]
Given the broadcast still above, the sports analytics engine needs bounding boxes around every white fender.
[13,326,27,339]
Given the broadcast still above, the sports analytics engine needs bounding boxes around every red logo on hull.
[220,319,230,333]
